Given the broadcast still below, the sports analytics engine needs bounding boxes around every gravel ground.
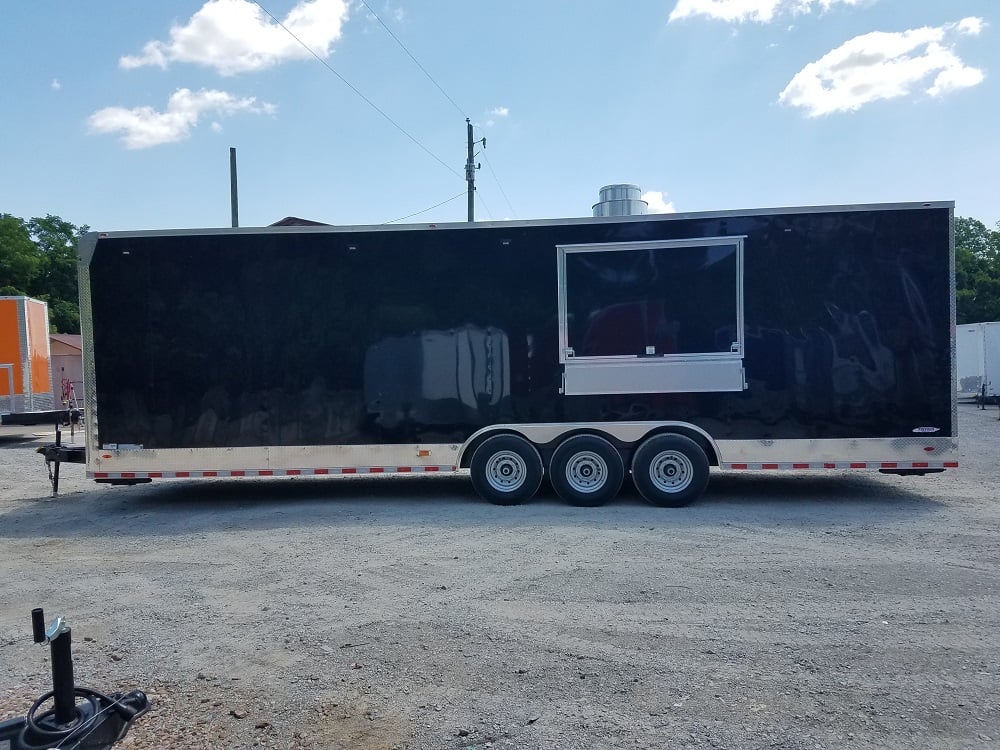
[1,406,998,749]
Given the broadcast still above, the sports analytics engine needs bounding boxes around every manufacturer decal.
[912,427,940,433]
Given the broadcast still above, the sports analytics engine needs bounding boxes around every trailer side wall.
[83,205,953,454]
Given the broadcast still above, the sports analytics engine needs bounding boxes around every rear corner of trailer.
[25,297,54,406]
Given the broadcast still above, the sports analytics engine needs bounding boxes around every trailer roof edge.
[90,200,956,239]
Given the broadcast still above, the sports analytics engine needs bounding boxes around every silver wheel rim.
[484,450,528,493]
[648,450,694,493]
[565,451,608,494]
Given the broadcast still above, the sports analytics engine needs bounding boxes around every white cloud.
[642,191,677,214]
[669,0,864,24]
[926,63,985,98]
[957,17,984,36]
[779,18,986,116]
[120,0,349,76]
[485,106,510,127]
[211,121,224,133]
[51,78,61,90]
[89,88,275,149]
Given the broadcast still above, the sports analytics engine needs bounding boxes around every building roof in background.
[50,333,82,351]
[269,216,330,227]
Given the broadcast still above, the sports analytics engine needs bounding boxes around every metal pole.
[465,119,475,222]
[31,609,46,643]
[230,147,239,228]
[52,420,61,496]
[50,626,76,725]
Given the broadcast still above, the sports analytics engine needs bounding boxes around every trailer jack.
[37,422,85,497]
[0,608,149,749]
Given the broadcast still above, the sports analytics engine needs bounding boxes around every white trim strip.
[722,461,958,470]
[90,465,459,480]
[89,460,958,481]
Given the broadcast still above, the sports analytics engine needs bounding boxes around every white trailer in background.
[987,323,1000,403]
[956,324,984,401]
[956,321,1000,404]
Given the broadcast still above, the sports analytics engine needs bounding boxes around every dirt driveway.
[1,407,998,749]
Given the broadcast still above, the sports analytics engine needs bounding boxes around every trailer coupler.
[37,444,86,464]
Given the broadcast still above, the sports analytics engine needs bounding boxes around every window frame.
[556,236,747,396]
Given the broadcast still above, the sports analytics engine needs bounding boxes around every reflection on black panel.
[364,325,510,438]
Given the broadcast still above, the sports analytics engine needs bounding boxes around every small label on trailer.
[101,443,144,450]
[911,427,940,433]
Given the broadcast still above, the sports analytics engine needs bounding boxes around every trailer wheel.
[470,435,543,506]
[631,434,710,507]
[549,435,624,507]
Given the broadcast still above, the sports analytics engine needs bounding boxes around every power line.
[384,190,466,224]
[476,190,495,221]
[252,1,461,179]
[481,150,517,219]
[257,1,512,222]
[359,0,467,119]
[357,1,517,220]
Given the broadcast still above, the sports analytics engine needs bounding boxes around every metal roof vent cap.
[592,184,648,217]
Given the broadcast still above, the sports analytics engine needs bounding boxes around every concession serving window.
[557,237,747,396]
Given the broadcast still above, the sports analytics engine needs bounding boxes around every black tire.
[631,434,710,507]
[549,435,624,507]
[470,434,544,506]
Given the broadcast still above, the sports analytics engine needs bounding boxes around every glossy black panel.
[87,207,953,447]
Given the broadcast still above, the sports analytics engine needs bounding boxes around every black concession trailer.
[66,201,956,506]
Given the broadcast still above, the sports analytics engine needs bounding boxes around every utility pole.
[465,119,475,222]
[465,119,485,222]
[229,147,239,228]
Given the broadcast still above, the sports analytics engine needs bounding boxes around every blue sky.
[1,0,996,231]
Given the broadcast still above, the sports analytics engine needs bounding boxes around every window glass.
[565,244,738,357]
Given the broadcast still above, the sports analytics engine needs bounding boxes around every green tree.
[28,215,86,303]
[955,216,1000,324]
[1,212,87,332]
[26,215,88,333]
[0,213,42,295]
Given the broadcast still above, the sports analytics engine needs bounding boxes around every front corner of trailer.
[77,231,101,266]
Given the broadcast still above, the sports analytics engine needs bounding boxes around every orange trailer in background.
[0,296,62,425]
